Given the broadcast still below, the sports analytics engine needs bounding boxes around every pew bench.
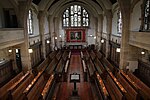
[95,72,109,100]
[89,50,96,61]
[40,74,54,100]
[0,71,24,99]
[46,58,59,75]
[62,50,69,61]
[105,75,124,100]
[11,73,34,100]
[81,60,87,81]
[116,72,138,100]
[126,71,150,99]
[23,71,46,100]
[86,59,96,78]
[63,59,70,82]
[56,50,63,60]
[7,71,30,96]
[49,50,58,60]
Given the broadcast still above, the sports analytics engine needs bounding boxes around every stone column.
[97,14,103,50]
[17,1,32,71]
[38,11,46,59]
[105,10,112,58]
[118,0,138,70]
[48,15,52,49]
[53,17,59,48]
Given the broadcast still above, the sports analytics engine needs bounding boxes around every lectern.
[70,73,80,96]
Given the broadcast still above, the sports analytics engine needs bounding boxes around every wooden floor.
[56,54,95,100]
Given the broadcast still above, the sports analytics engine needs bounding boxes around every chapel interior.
[0,0,150,100]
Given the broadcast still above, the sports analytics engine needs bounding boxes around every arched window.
[62,5,89,27]
[143,0,150,31]
[117,11,122,34]
[27,9,33,35]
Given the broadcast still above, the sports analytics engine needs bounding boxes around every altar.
[66,42,87,50]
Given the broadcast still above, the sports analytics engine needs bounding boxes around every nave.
[0,49,150,100]
[55,53,95,100]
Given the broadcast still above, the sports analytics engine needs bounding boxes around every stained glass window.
[62,5,89,27]
[117,11,122,34]
[143,0,150,31]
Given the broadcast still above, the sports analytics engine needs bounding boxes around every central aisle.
[56,54,94,100]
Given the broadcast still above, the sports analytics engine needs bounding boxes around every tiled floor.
[56,54,94,100]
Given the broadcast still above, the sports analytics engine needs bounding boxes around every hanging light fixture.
[94,36,96,39]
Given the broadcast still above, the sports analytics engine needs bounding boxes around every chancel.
[0,0,150,100]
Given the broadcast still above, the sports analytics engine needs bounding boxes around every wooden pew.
[0,71,24,99]
[89,50,96,61]
[56,50,62,60]
[102,58,117,74]
[86,59,96,78]
[46,58,59,75]
[63,59,70,82]
[116,72,138,100]
[105,75,124,100]
[11,73,34,100]
[81,60,87,81]
[55,59,65,74]
[126,71,150,99]
[35,57,50,73]
[80,51,84,59]
[22,71,44,99]
[7,71,30,97]
[62,50,69,61]
[40,74,54,100]
[68,51,71,59]
[94,58,106,75]
[94,50,102,60]
[95,72,109,100]
[49,50,58,60]
[82,50,90,62]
